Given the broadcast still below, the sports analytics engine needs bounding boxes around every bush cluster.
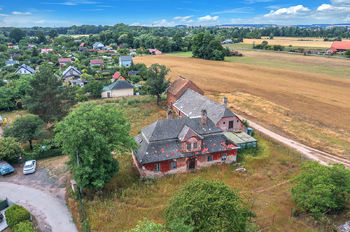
[13,220,35,232]
[5,204,31,228]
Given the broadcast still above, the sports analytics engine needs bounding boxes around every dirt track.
[135,55,350,132]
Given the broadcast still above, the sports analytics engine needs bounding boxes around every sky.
[0,0,349,27]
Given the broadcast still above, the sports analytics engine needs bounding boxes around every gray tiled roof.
[102,79,134,92]
[119,56,132,62]
[173,89,236,125]
[142,117,221,143]
[62,66,81,77]
[16,64,35,73]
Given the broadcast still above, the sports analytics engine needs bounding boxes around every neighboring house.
[148,48,162,55]
[5,60,19,66]
[132,110,239,178]
[93,42,105,50]
[127,71,140,76]
[173,89,246,132]
[62,66,81,80]
[15,64,35,75]
[167,76,204,108]
[41,48,53,53]
[330,41,350,53]
[130,52,137,56]
[111,72,125,82]
[221,39,233,44]
[119,56,133,67]
[70,79,88,88]
[101,79,134,98]
[58,58,72,68]
[90,59,104,67]
[80,42,85,47]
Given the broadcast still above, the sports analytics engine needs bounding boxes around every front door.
[189,158,196,170]
[107,92,111,98]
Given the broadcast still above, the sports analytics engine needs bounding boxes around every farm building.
[119,56,133,67]
[167,76,204,108]
[173,89,246,132]
[149,49,162,55]
[132,110,239,178]
[101,79,134,98]
[224,131,257,149]
[330,41,350,53]
[15,64,35,75]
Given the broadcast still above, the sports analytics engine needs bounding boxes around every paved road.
[240,116,350,168]
[0,182,78,232]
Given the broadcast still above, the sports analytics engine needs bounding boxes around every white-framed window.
[170,161,177,170]
[154,163,160,172]
[207,155,213,162]
[222,153,227,161]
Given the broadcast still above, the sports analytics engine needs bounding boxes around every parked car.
[23,160,37,175]
[0,161,14,176]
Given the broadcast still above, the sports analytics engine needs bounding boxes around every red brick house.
[173,89,246,132]
[167,76,204,108]
[132,110,239,178]
[331,41,350,53]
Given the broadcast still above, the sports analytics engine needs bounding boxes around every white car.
[23,160,37,175]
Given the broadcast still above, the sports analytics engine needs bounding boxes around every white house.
[101,80,134,98]
[15,64,35,75]
[93,42,105,50]
[119,56,133,67]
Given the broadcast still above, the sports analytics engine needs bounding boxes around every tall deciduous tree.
[145,64,170,105]
[4,115,47,150]
[24,65,73,122]
[9,28,25,43]
[54,102,136,190]
[0,137,23,163]
[48,29,58,39]
[165,178,251,232]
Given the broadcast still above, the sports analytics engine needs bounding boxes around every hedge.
[13,220,35,232]
[24,148,62,161]
[4,204,31,228]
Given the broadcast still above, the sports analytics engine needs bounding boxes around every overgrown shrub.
[5,204,31,228]
[291,162,350,219]
[13,220,35,232]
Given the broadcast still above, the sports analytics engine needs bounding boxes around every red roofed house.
[90,59,104,67]
[80,42,85,47]
[111,72,126,82]
[167,76,204,108]
[41,48,53,53]
[58,58,72,69]
[132,110,239,178]
[331,41,350,53]
[149,48,162,55]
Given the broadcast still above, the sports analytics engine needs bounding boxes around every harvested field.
[243,36,350,48]
[134,55,350,158]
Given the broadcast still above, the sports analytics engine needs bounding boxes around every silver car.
[23,160,37,175]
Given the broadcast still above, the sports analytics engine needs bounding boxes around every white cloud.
[0,14,8,17]
[152,19,176,27]
[173,15,193,21]
[12,11,32,15]
[0,14,77,27]
[198,15,219,22]
[245,0,273,4]
[264,5,310,17]
[42,1,100,6]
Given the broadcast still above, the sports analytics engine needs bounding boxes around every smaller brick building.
[167,76,204,108]
[132,110,239,178]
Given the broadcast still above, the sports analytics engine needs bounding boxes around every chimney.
[167,109,173,119]
[222,97,227,108]
[200,109,207,126]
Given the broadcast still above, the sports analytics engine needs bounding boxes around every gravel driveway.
[0,160,77,232]
[0,182,77,232]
